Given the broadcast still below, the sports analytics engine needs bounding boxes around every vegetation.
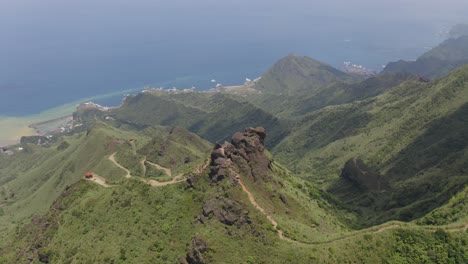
[1,43,468,262]
[383,35,468,78]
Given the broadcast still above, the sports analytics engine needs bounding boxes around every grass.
[1,53,468,263]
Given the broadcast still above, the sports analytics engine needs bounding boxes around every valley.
[1,30,468,263]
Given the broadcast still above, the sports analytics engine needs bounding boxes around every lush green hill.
[272,72,418,117]
[1,128,466,263]
[254,54,358,96]
[72,59,468,227]
[2,49,468,263]
[272,64,468,224]
[383,36,468,78]
[101,92,291,148]
[0,122,212,248]
[224,58,414,118]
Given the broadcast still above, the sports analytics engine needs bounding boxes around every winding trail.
[238,178,294,242]
[102,152,468,245]
[142,177,187,187]
[237,176,468,245]
[107,152,188,187]
[193,158,210,174]
[146,160,172,177]
[140,158,147,177]
[109,152,131,178]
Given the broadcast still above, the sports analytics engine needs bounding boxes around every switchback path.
[107,152,187,187]
[105,153,468,245]
[146,160,172,177]
[109,152,131,178]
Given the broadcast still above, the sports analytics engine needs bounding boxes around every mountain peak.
[255,54,355,96]
[209,127,272,184]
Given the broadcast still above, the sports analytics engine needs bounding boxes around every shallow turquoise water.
[1,1,465,116]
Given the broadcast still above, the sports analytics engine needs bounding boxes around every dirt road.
[108,152,187,187]
[146,160,172,177]
[109,152,131,178]
[238,178,295,242]
[237,176,468,245]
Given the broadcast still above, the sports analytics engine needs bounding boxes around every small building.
[85,172,94,179]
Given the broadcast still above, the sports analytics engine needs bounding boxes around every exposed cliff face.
[209,127,272,184]
[341,158,388,192]
[199,127,273,232]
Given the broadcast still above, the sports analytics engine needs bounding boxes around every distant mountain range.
[383,30,468,78]
[1,30,467,263]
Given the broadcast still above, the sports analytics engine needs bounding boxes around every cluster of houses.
[342,61,376,76]
[141,76,263,95]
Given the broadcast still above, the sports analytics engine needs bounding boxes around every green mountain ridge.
[2,126,466,263]
[1,45,468,263]
[254,54,359,96]
[273,64,468,224]
[383,36,468,78]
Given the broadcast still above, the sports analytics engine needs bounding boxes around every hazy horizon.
[1,0,467,116]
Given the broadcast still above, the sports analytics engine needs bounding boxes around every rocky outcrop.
[181,236,209,264]
[199,197,251,227]
[209,127,272,184]
[341,158,388,192]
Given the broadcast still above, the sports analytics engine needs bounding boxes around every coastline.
[0,86,144,148]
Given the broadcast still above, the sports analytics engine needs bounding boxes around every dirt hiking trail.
[109,153,131,178]
[107,152,188,187]
[237,177,468,245]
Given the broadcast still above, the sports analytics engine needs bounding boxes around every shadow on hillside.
[329,103,468,226]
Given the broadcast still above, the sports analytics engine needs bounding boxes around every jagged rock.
[200,197,251,227]
[185,236,209,264]
[211,146,226,159]
[209,127,272,184]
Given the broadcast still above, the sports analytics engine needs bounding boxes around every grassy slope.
[383,36,468,78]
[272,65,468,223]
[1,53,467,263]
[1,147,466,263]
[225,57,414,119]
[254,54,357,96]
[73,62,468,226]
[0,123,142,246]
[0,122,212,248]
[109,92,291,148]
[114,126,212,177]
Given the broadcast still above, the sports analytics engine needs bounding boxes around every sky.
[1,0,467,116]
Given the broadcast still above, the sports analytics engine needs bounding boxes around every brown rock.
[185,236,209,264]
[208,127,273,184]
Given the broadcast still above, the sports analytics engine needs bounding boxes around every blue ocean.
[1,1,466,116]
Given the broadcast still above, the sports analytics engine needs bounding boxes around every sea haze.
[1,0,467,116]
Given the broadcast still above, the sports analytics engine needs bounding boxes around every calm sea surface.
[1,1,466,116]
